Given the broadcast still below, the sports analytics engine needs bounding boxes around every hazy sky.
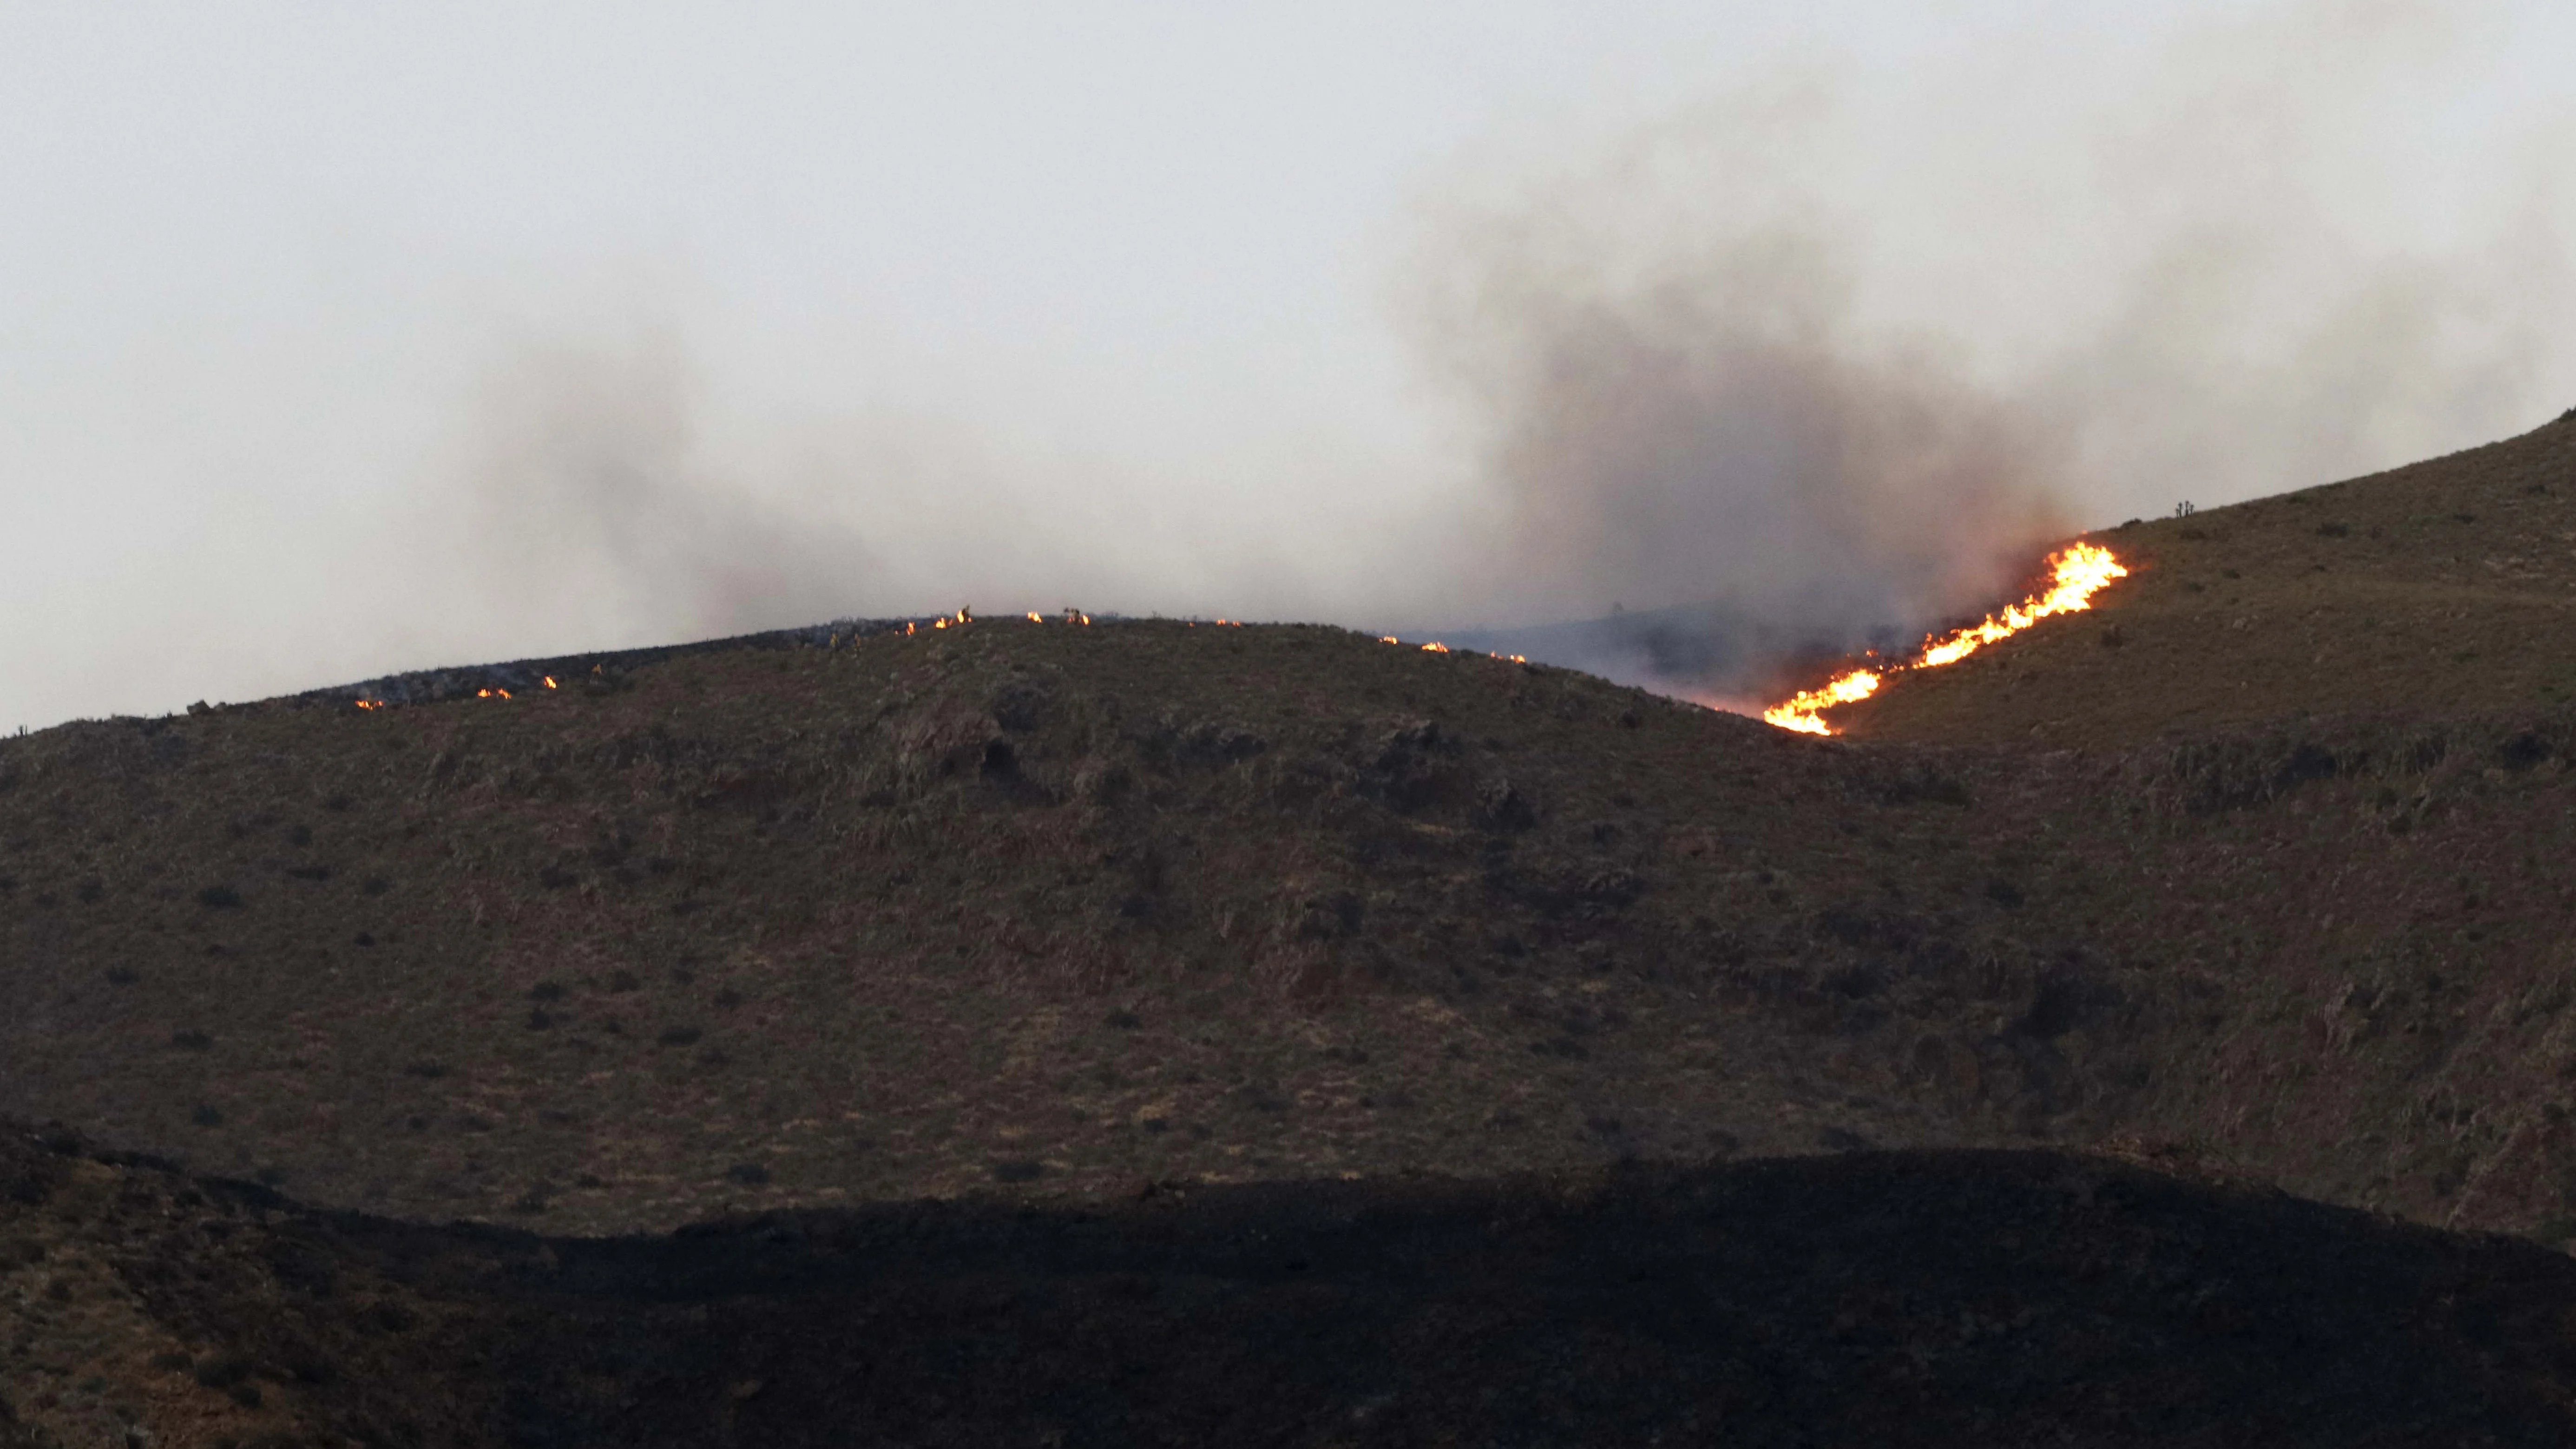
[7,1,2574,729]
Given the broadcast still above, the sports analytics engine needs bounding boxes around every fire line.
[1761,542,2129,736]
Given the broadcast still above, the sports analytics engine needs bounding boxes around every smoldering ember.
[0,407,2573,1445]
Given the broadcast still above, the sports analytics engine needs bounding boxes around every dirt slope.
[9,1121,2576,1449]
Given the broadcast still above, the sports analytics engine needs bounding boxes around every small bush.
[254,1166,288,1187]
[607,970,641,993]
[724,1163,771,1186]
[401,1062,448,1080]
[196,885,243,910]
[525,1009,555,1031]
[529,981,565,1002]
[148,1350,194,1373]
[190,1104,223,1128]
[104,966,139,986]
[352,931,375,947]
[1105,1009,1143,1029]
[170,1029,213,1051]
[656,1025,702,1048]
[361,876,390,896]
[991,1159,1046,1183]
[193,1353,252,1389]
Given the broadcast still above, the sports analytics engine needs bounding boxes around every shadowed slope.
[7,1122,2576,1448]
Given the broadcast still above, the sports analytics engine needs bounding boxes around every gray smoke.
[1401,4,2575,702]
[429,330,875,653]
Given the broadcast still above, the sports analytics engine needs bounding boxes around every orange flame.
[1761,542,2129,736]
[1420,642,1450,654]
[542,675,558,689]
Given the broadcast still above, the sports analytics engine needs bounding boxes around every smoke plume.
[1403,6,2575,700]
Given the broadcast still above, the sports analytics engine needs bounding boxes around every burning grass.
[1764,542,2131,735]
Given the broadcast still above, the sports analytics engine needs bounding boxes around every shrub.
[196,885,243,909]
[529,981,565,1003]
[991,1159,1046,1183]
[104,967,139,986]
[190,1104,223,1128]
[170,1029,213,1051]
[607,970,641,993]
[725,1163,771,1186]
[656,1025,702,1048]
[192,1353,251,1389]
[401,1062,448,1080]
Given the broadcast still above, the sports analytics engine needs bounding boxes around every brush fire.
[1761,542,2129,736]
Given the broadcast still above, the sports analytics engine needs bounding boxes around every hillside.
[1847,407,2576,746]
[2,455,2574,1243]
[10,1121,2576,1449]
[6,409,2576,1442]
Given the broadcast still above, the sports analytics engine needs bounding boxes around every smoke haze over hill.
[4,2,2573,727]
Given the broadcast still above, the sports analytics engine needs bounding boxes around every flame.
[1761,542,2129,736]
[1761,670,1882,736]
[542,675,558,689]
[1420,642,1450,653]
[1380,635,1400,645]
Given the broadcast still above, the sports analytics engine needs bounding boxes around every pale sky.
[7,2,2574,730]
